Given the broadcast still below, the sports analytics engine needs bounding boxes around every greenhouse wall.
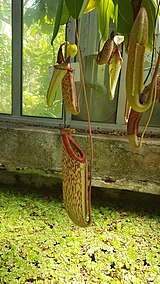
[0,122,160,195]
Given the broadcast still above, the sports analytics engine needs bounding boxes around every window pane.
[141,27,160,127]
[73,12,118,123]
[0,0,12,114]
[75,59,118,123]
[22,0,65,118]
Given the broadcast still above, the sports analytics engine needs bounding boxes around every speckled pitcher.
[61,128,91,227]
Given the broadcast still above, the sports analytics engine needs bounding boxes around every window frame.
[0,0,65,127]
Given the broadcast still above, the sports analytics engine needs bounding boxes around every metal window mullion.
[12,0,22,116]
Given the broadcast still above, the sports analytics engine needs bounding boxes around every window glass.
[73,12,118,123]
[22,0,65,118]
[141,28,160,127]
[0,0,12,114]
[75,56,118,123]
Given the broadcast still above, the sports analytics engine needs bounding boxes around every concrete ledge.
[92,177,160,195]
[0,122,160,195]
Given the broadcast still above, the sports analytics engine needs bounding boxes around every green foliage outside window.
[23,1,65,118]
[0,0,12,114]
[23,17,65,118]
[0,0,65,118]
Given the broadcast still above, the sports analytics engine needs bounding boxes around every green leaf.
[97,0,114,42]
[150,0,160,16]
[51,0,64,45]
[142,0,156,51]
[84,0,101,14]
[65,0,89,19]
[60,3,69,25]
[112,0,118,4]
[114,0,134,34]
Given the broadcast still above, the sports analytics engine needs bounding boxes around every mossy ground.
[0,186,160,284]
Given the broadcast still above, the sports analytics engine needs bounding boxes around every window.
[0,0,12,114]
[73,12,118,125]
[0,1,160,131]
[141,32,160,127]
[23,0,65,118]
[0,0,66,126]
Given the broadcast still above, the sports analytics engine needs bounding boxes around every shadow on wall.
[0,171,159,215]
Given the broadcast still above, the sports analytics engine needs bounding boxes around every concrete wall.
[0,122,160,195]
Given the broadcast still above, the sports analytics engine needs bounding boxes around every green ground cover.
[0,186,159,284]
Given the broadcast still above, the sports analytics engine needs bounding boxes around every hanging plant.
[47,0,160,226]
